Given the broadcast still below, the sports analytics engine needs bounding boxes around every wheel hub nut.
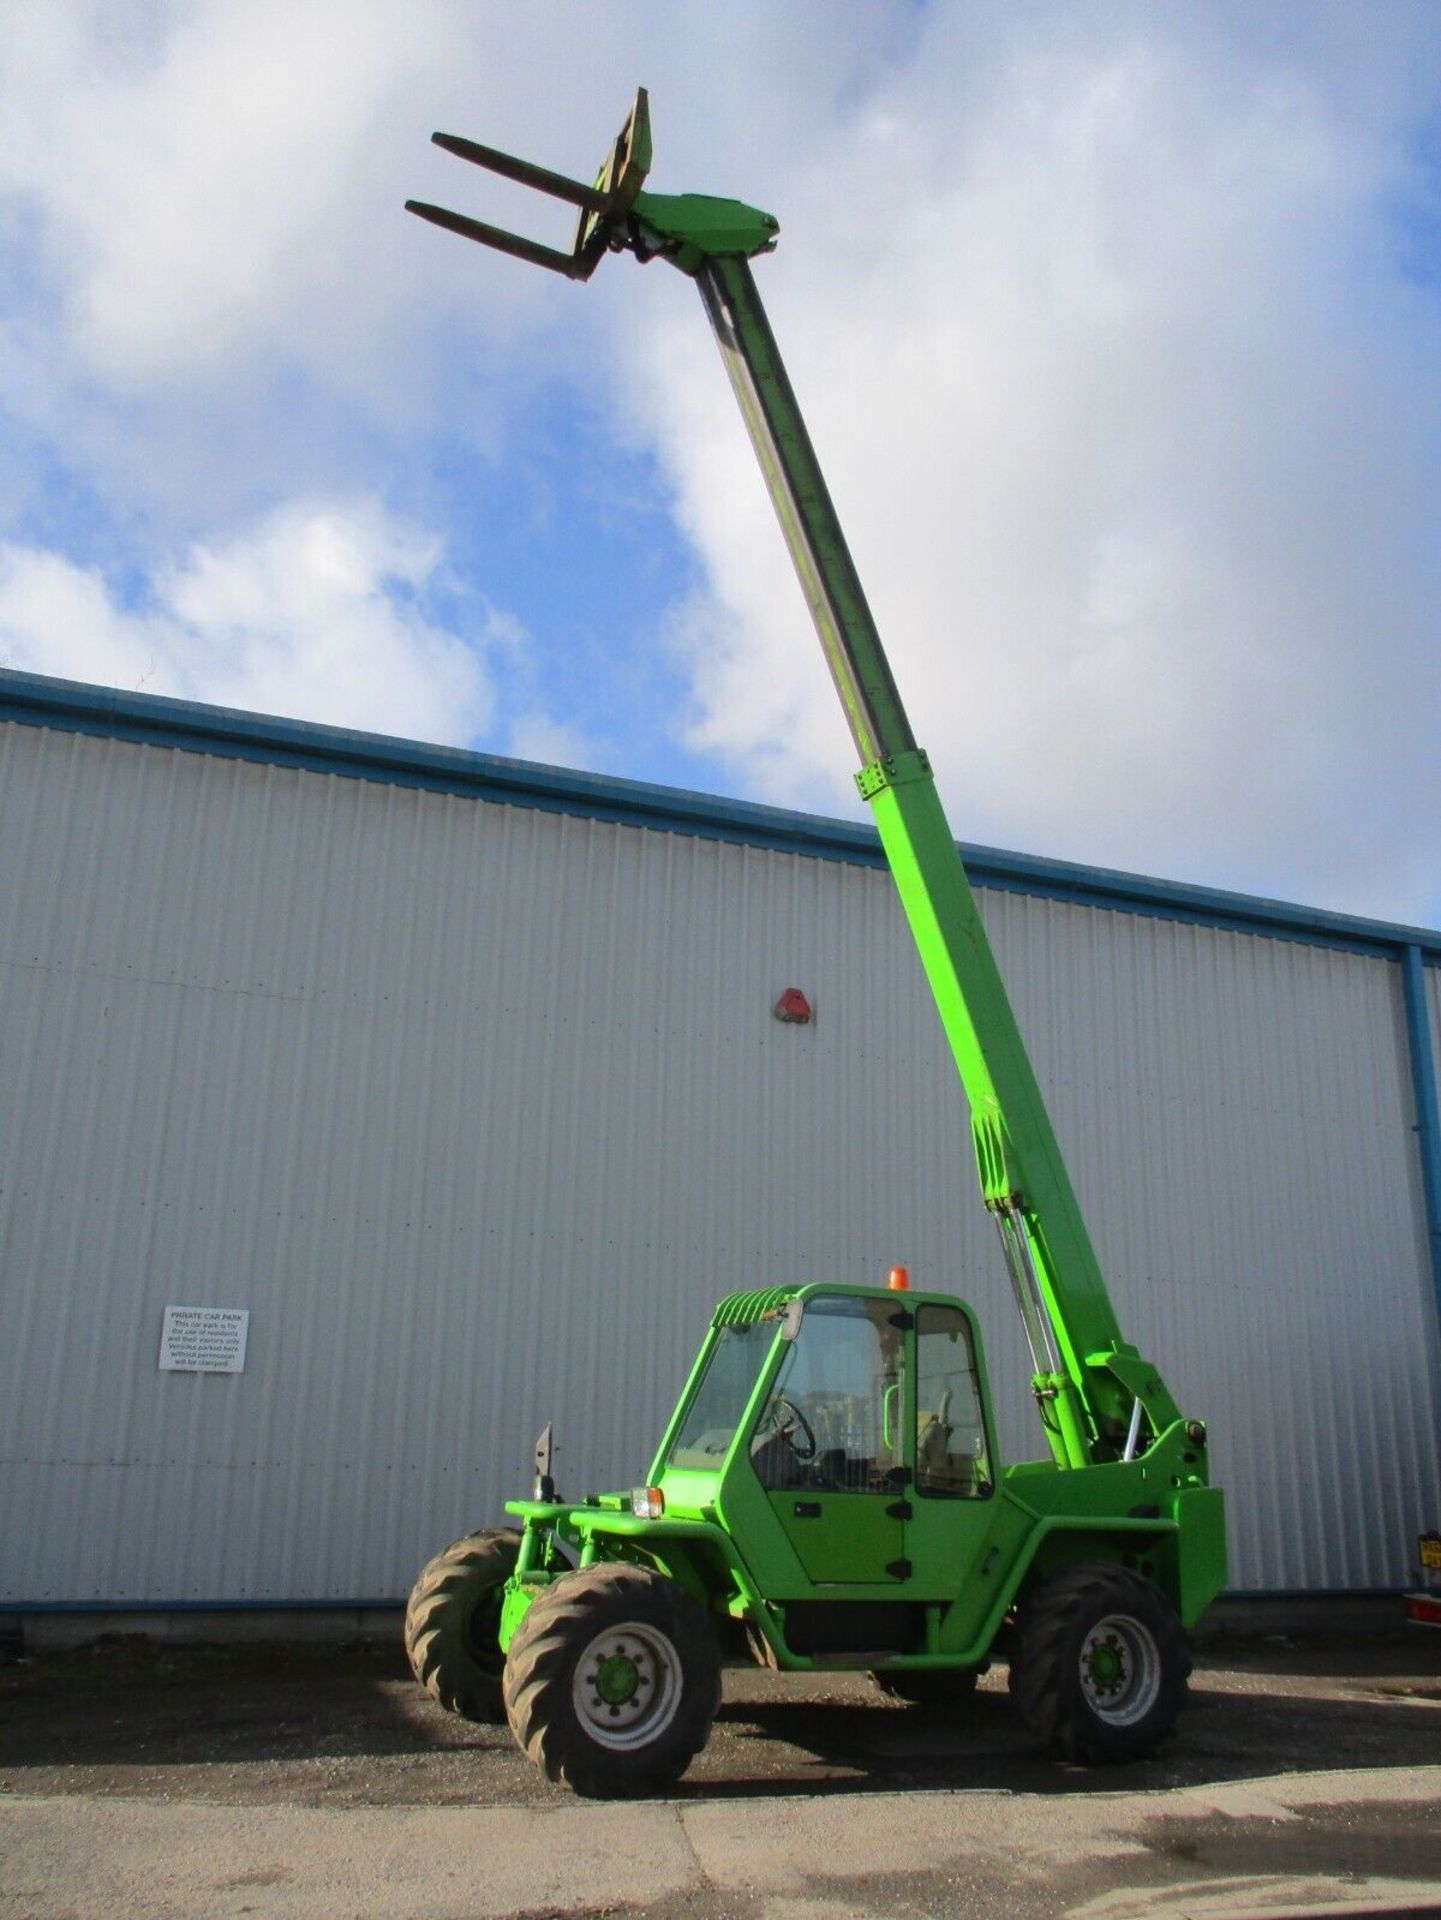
[592,1650,642,1706]
[1087,1638,1126,1694]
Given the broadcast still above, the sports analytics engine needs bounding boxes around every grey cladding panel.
[0,721,1437,1601]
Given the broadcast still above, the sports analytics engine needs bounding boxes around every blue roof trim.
[2,667,1438,962]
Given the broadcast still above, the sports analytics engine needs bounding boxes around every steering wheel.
[763,1394,818,1463]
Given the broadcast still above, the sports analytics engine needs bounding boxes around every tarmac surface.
[1,1630,1439,1918]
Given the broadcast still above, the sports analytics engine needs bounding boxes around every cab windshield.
[663,1321,773,1470]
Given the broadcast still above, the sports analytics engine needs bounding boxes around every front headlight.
[630,1485,665,1519]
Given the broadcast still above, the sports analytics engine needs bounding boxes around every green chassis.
[498,1283,1225,1671]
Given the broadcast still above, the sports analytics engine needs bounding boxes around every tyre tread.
[403,1528,521,1723]
[1009,1561,1189,1763]
[502,1561,719,1796]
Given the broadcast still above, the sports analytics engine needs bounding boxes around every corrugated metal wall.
[981,895,1441,1590]
[1,718,1438,1604]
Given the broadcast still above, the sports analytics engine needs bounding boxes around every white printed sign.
[159,1305,250,1374]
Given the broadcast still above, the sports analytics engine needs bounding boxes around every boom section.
[407,90,1183,1468]
[694,254,1168,1466]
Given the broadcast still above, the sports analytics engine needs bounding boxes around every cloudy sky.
[1,2,1438,923]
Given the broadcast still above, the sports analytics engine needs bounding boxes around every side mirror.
[533,1421,557,1502]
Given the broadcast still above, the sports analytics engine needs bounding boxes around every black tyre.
[502,1561,721,1798]
[404,1528,521,1724]
[1009,1562,1190,1763]
[872,1666,980,1707]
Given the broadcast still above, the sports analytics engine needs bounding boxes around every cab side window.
[914,1303,992,1498]
[751,1296,903,1492]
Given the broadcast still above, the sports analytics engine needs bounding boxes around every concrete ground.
[1,1631,1439,1918]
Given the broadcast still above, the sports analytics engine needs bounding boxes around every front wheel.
[1008,1562,1190,1762]
[404,1528,521,1723]
[503,1561,720,1797]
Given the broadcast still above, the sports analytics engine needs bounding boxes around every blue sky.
[1,3,1439,923]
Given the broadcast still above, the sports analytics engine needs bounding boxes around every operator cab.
[752,1292,994,1502]
[658,1283,996,1595]
[665,1287,991,1495]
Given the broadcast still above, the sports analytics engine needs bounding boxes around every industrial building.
[1,667,1438,1626]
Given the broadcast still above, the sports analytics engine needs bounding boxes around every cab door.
[904,1299,998,1596]
[751,1293,908,1587]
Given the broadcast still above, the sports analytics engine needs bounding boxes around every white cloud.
[0,3,855,404]
[1,4,1439,921]
[0,499,496,744]
[0,0,611,523]
[4,0,461,388]
[614,9,1441,920]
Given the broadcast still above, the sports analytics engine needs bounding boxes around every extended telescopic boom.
[408,90,1186,1470]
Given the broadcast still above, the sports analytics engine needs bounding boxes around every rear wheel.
[1009,1562,1189,1762]
[503,1561,720,1797]
[872,1666,980,1707]
[404,1528,521,1723]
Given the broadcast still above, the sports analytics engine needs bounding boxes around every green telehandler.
[402,92,1227,1799]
